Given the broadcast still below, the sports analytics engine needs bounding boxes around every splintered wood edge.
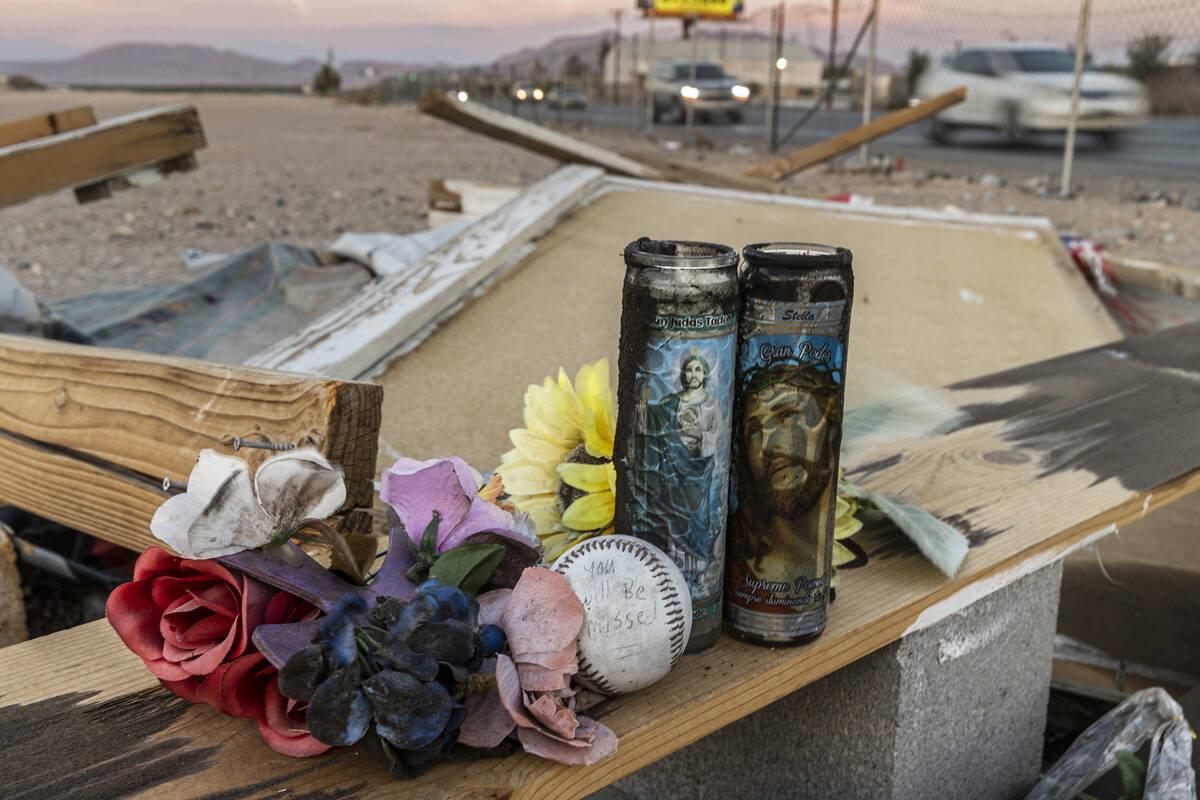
[247,165,606,379]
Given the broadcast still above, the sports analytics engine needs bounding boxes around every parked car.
[916,43,1149,147]
[650,59,751,124]
[509,82,544,103]
[545,86,587,110]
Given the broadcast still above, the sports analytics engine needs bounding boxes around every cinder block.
[604,563,1062,800]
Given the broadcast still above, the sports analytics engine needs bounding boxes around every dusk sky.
[0,0,619,62]
[0,1,1188,66]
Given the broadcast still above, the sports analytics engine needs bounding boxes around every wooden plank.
[618,150,783,194]
[247,164,606,379]
[0,334,383,550]
[5,322,1200,799]
[745,88,966,181]
[0,106,97,148]
[0,104,206,208]
[419,90,662,180]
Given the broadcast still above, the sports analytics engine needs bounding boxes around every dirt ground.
[2,89,1198,305]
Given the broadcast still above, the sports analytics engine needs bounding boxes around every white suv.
[916,44,1149,147]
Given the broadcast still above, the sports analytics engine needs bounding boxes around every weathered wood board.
[419,90,661,180]
[248,165,606,379]
[375,179,1119,469]
[0,334,382,552]
[0,105,97,148]
[0,104,206,208]
[4,322,1199,800]
[745,87,967,181]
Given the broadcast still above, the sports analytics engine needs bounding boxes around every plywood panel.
[376,184,1118,469]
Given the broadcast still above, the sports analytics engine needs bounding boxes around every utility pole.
[859,0,879,163]
[826,0,839,110]
[647,10,656,133]
[1061,0,1092,198]
[612,9,623,104]
[771,3,784,151]
[631,34,640,130]
[765,6,778,150]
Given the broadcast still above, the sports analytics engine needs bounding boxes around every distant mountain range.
[0,43,440,88]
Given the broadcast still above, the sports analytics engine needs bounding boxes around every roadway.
[493,101,1200,183]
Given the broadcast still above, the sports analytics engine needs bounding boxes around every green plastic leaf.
[419,511,441,561]
[1113,750,1146,800]
[428,543,506,595]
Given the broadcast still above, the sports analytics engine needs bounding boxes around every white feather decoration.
[840,376,971,577]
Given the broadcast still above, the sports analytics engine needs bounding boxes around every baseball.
[554,535,691,695]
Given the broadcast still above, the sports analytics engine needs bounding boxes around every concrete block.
[603,562,1062,800]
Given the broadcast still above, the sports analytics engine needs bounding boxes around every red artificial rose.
[107,547,329,757]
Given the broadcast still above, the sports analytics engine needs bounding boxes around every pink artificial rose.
[458,568,617,766]
[106,547,328,757]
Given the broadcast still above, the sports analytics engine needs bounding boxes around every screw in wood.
[232,437,296,452]
[163,477,188,492]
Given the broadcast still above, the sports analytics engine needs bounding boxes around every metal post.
[558,56,566,127]
[770,3,784,151]
[631,33,640,131]
[859,0,879,163]
[765,6,778,149]
[827,0,840,110]
[647,11,657,134]
[1060,0,1092,198]
[685,16,698,136]
[613,9,623,104]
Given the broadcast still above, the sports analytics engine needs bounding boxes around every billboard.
[637,0,745,19]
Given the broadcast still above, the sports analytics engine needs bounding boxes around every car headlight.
[516,89,527,100]
[680,85,700,100]
[456,91,469,102]
[532,88,544,101]
[731,84,750,100]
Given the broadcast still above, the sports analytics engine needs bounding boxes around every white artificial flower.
[151,447,346,559]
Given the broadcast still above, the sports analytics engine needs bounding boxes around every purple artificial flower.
[381,457,540,555]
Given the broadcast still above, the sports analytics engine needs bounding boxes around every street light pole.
[1061,0,1092,198]
[859,0,879,163]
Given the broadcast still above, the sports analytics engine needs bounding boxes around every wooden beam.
[0,334,382,550]
[620,150,784,194]
[5,321,1200,798]
[0,106,97,148]
[419,90,662,180]
[745,87,966,181]
[0,104,206,208]
[248,164,606,379]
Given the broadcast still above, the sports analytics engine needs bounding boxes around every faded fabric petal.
[515,642,577,671]
[495,654,539,730]
[501,568,583,658]
[515,661,574,693]
[516,719,618,766]
[458,659,516,749]
[476,589,512,628]
[382,459,471,544]
[254,449,346,525]
[525,693,579,739]
[556,462,610,493]
[439,498,521,551]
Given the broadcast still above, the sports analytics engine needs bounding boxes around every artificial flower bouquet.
[108,448,617,777]
[104,357,948,780]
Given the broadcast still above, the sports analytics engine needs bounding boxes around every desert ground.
[2,89,1197,306]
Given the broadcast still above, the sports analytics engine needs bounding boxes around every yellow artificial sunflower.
[831,472,865,588]
[495,359,616,562]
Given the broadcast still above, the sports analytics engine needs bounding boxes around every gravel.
[2,88,1196,303]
